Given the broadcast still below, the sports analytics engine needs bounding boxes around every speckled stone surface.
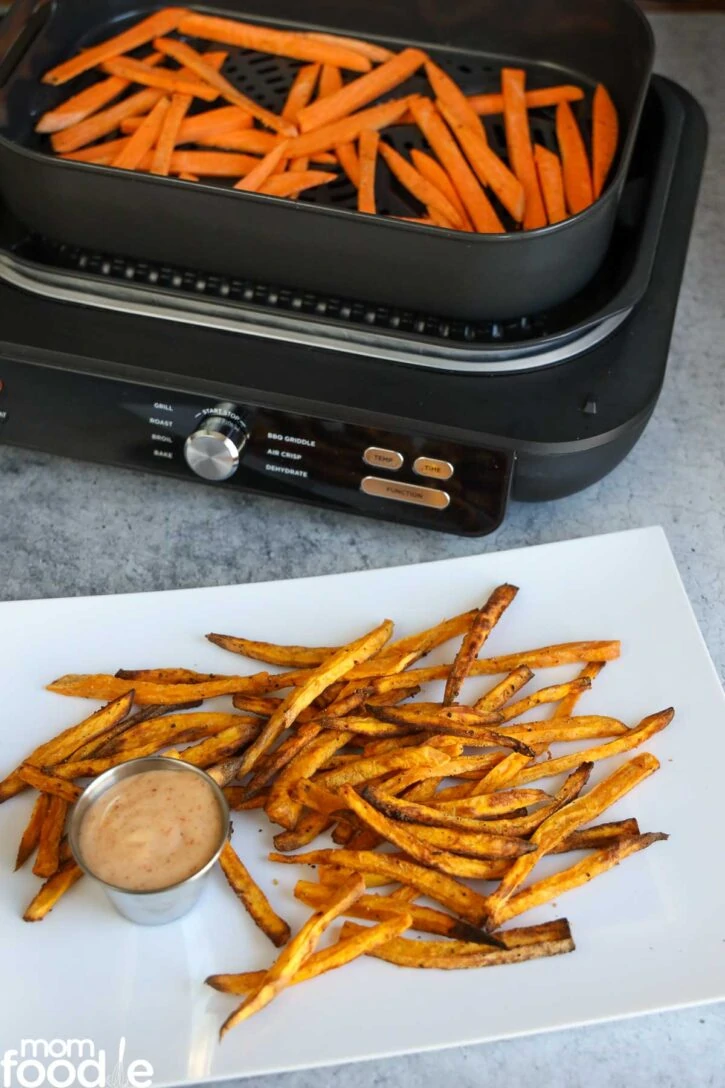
[1,13,724,1086]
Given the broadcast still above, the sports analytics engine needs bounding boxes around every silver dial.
[184,404,247,482]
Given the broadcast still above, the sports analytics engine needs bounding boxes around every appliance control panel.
[0,362,512,536]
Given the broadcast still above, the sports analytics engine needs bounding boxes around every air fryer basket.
[0,0,654,320]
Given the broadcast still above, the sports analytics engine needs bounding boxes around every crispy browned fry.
[23,860,83,922]
[496,715,628,743]
[382,609,478,659]
[316,716,409,738]
[219,841,290,947]
[291,778,347,817]
[444,585,519,704]
[265,731,352,827]
[46,673,271,704]
[361,734,425,759]
[474,666,533,711]
[50,747,165,779]
[273,811,333,851]
[207,632,336,667]
[399,826,512,864]
[165,721,262,768]
[207,909,411,995]
[508,709,674,786]
[33,795,69,878]
[555,662,606,717]
[219,874,365,1036]
[366,786,550,831]
[232,694,284,716]
[340,785,534,878]
[115,667,224,683]
[18,766,82,803]
[271,849,491,926]
[497,833,668,925]
[339,917,574,968]
[498,678,592,722]
[484,753,660,929]
[223,788,268,810]
[552,818,640,854]
[364,706,534,754]
[210,620,394,786]
[379,754,503,803]
[72,701,203,759]
[316,746,448,791]
[331,817,356,845]
[15,793,50,869]
[293,880,503,946]
[346,826,383,851]
[0,691,133,803]
[242,722,323,800]
[102,712,258,755]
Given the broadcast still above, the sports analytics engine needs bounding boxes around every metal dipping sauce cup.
[68,756,230,925]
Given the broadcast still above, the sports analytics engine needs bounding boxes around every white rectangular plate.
[2,527,724,1086]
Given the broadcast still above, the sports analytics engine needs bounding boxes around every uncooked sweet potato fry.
[410,149,472,230]
[285,97,411,159]
[534,143,567,224]
[234,142,290,192]
[102,56,217,100]
[177,12,372,73]
[469,85,584,116]
[592,84,619,199]
[502,68,547,229]
[379,142,464,228]
[51,88,164,154]
[556,100,593,214]
[114,96,170,170]
[282,64,321,122]
[305,32,393,65]
[357,129,379,214]
[36,75,130,134]
[437,100,525,222]
[43,8,184,85]
[297,49,425,133]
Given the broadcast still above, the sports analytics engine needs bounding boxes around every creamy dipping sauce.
[78,768,223,892]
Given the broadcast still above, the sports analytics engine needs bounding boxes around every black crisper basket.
[0,0,654,320]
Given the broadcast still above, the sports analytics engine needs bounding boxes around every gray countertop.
[1,13,724,1087]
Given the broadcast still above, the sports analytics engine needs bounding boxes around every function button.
[360,476,450,510]
[413,456,454,481]
[363,446,404,472]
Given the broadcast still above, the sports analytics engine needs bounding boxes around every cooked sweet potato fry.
[33,795,69,878]
[509,708,674,786]
[166,720,262,768]
[317,745,447,790]
[497,833,667,925]
[469,85,584,115]
[592,84,619,199]
[18,766,82,803]
[0,690,134,803]
[265,730,352,827]
[271,848,491,926]
[46,672,272,704]
[101,712,255,756]
[223,788,268,810]
[243,722,323,800]
[556,100,593,214]
[293,881,502,945]
[340,785,532,878]
[393,820,532,861]
[177,13,372,73]
[552,818,641,854]
[410,98,503,234]
[219,873,365,1036]
[211,620,393,786]
[474,666,534,712]
[502,67,547,229]
[366,786,549,830]
[43,8,184,85]
[484,754,660,928]
[23,860,83,921]
[73,701,198,760]
[208,908,411,997]
[273,810,333,851]
[298,49,425,133]
[153,38,296,136]
[15,793,50,870]
[445,585,518,704]
[115,667,224,683]
[219,842,290,947]
[339,917,574,968]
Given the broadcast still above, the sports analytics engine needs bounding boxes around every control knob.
[184,403,247,482]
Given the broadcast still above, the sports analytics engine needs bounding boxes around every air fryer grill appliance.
[0,77,707,536]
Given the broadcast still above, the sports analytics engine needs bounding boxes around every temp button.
[413,456,454,481]
[363,447,404,471]
[361,476,450,510]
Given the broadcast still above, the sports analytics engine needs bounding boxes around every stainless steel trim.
[412,456,454,481]
[0,251,631,376]
[363,446,404,471]
[360,476,451,510]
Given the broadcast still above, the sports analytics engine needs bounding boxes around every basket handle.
[0,0,50,85]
